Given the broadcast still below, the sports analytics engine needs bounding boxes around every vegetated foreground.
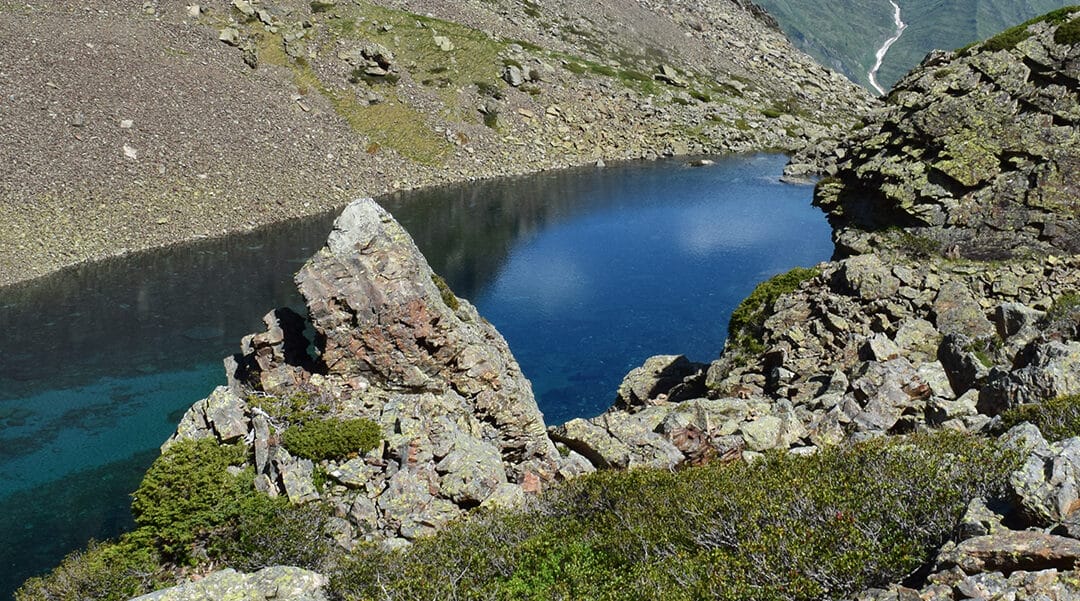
[0,0,869,287]
[16,6,1080,601]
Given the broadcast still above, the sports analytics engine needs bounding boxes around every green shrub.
[221,502,338,572]
[1055,16,1080,44]
[15,539,160,601]
[330,432,1020,601]
[979,6,1079,52]
[894,229,941,258]
[282,417,381,461]
[728,267,820,355]
[1043,292,1080,332]
[130,438,253,564]
[1000,395,1080,441]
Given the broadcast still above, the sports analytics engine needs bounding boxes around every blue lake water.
[0,153,832,598]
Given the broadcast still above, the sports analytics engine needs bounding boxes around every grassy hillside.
[755,0,1073,91]
[751,0,893,89]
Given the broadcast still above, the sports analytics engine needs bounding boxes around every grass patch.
[330,432,1021,601]
[281,417,382,461]
[256,10,464,164]
[974,6,1080,52]
[728,267,820,356]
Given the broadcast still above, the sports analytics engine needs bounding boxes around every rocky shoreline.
[15,5,1080,601]
[0,0,870,288]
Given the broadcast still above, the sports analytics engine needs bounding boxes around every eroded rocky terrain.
[0,0,870,286]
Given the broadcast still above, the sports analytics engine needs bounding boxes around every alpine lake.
[0,153,834,598]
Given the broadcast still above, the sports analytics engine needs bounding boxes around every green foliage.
[247,390,327,426]
[15,539,160,601]
[1000,395,1080,442]
[221,502,338,573]
[1043,292,1080,334]
[728,267,820,355]
[1055,16,1080,44]
[894,229,941,258]
[281,417,381,461]
[980,6,1079,51]
[331,432,1019,601]
[432,273,461,311]
[474,80,503,99]
[130,438,252,564]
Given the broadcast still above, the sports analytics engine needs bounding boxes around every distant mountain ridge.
[753,0,1074,91]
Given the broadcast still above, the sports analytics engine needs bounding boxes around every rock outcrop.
[131,567,327,601]
[554,10,1080,471]
[814,11,1080,260]
[169,198,566,549]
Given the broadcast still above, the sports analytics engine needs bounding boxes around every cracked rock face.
[815,12,1080,261]
[294,198,555,470]
[173,198,562,547]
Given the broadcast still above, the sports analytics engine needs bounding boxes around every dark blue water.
[0,154,832,598]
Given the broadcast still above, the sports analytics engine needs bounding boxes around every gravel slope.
[0,0,872,286]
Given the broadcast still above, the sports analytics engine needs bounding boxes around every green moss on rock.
[431,273,460,311]
[728,267,820,355]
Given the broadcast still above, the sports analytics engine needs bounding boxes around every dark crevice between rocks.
[548,430,611,469]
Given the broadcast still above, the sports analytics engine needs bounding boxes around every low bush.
[331,432,1021,601]
[281,417,381,461]
[1055,16,1080,44]
[221,501,338,573]
[1041,292,1080,337]
[15,539,160,601]
[1000,395,1080,441]
[130,438,254,564]
[728,267,820,355]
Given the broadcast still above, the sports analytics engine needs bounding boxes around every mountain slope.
[0,0,870,287]
[754,0,1074,91]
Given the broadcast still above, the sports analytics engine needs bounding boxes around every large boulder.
[1010,437,1080,526]
[171,199,563,545]
[293,199,555,471]
[131,567,327,601]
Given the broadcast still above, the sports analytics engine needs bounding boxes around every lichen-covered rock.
[815,11,1080,261]
[293,199,556,473]
[1011,437,1080,526]
[937,531,1080,575]
[614,354,706,408]
[550,410,685,470]
[980,341,1080,414]
[130,566,328,601]
[169,199,564,547]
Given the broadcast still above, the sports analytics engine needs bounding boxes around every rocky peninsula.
[15,6,1080,601]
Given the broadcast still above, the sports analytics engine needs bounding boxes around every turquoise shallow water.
[0,154,832,598]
